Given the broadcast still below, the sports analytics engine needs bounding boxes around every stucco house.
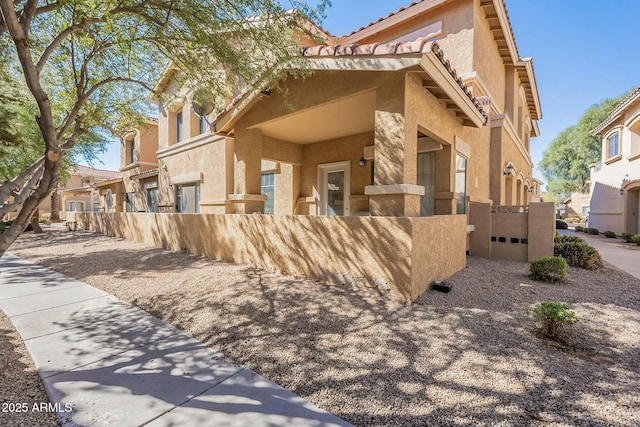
[589,87,640,234]
[85,0,551,301]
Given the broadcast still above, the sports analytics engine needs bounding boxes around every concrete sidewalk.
[0,252,351,427]
[559,229,640,280]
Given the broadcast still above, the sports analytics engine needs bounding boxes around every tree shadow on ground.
[8,231,640,426]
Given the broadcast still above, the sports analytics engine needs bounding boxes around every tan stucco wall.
[156,135,233,214]
[468,202,554,262]
[77,212,467,302]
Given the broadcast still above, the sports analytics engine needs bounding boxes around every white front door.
[318,161,350,216]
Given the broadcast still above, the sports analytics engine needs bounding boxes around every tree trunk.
[30,208,43,234]
[50,188,60,222]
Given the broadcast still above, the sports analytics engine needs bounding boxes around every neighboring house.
[530,178,544,203]
[589,87,640,234]
[561,192,590,219]
[91,0,550,301]
[56,165,121,220]
[119,119,160,213]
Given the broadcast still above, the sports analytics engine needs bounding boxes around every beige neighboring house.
[590,87,640,234]
[57,165,121,220]
[92,0,551,301]
[560,192,590,220]
[529,178,544,203]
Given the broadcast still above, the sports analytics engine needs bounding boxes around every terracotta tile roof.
[345,1,429,37]
[590,87,640,136]
[130,168,159,180]
[70,165,121,180]
[301,39,487,120]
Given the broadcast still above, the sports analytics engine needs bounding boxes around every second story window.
[607,132,619,159]
[176,111,183,143]
[128,139,135,164]
[198,115,209,135]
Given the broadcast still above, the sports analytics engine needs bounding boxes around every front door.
[318,161,350,216]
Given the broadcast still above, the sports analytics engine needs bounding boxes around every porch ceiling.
[250,90,376,144]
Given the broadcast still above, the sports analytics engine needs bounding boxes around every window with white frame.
[607,132,620,159]
[66,201,76,211]
[455,155,468,215]
[176,111,183,143]
[261,172,275,214]
[126,192,136,212]
[176,183,200,213]
[198,115,209,135]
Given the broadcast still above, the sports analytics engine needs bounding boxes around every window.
[147,188,159,213]
[126,192,135,212]
[261,173,275,214]
[176,111,183,143]
[66,201,76,211]
[128,139,135,164]
[455,155,467,214]
[417,152,436,217]
[176,183,200,213]
[198,115,209,135]
[93,203,99,212]
[607,132,619,158]
[77,201,85,212]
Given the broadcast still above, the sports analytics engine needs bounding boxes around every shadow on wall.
[77,212,466,301]
[590,181,624,232]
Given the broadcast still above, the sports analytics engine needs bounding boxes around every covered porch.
[214,41,487,219]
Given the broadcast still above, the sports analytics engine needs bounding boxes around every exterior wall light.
[359,157,366,166]
[503,162,515,176]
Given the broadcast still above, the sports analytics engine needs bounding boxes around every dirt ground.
[4,228,640,426]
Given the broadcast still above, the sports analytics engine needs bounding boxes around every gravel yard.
[5,228,640,426]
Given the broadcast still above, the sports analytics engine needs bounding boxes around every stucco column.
[366,80,422,217]
[229,127,266,214]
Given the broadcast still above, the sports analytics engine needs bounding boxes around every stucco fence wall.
[77,213,467,301]
[468,202,555,262]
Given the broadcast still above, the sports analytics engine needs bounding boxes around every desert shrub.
[554,235,603,270]
[564,216,584,223]
[3,220,13,227]
[525,301,578,339]
[585,227,599,235]
[555,219,568,229]
[622,232,634,243]
[574,226,585,232]
[632,234,640,245]
[603,230,616,238]
[530,256,568,282]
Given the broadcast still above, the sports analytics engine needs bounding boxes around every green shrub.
[3,220,13,227]
[564,216,584,223]
[622,232,634,243]
[574,226,585,232]
[555,219,568,229]
[530,256,568,282]
[525,301,578,339]
[554,235,603,270]
[603,230,616,238]
[632,235,640,245]
[585,227,599,235]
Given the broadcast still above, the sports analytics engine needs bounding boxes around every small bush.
[622,232,634,243]
[574,226,585,232]
[632,234,640,246]
[3,220,13,227]
[525,301,578,340]
[554,235,603,270]
[585,227,599,235]
[555,219,568,229]
[603,230,616,238]
[530,256,568,282]
[564,216,584,223]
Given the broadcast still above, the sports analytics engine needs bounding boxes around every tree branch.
[0,1,59,35]
[0,157,44,204]
[56,76,156,141]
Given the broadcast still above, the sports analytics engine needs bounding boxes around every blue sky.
[90,0,640,183]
